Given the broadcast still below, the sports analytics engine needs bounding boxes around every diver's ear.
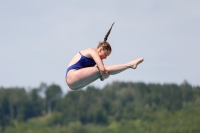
[99,46,104,51]
[97,46,103,53]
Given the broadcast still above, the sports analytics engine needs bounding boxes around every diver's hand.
[100,70,110,81]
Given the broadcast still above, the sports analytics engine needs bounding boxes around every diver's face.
[98,47,111,60]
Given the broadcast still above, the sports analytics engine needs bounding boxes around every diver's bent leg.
[105,64,129,75]
[70,75,100,90]
[66,66,101,90]
[75,59,145,90]
[66,58,144,90]
[67,64,128,90]
[105,58,144,75]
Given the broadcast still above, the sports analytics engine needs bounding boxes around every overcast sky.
[0,0,200,93]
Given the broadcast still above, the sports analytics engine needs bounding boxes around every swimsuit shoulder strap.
[79,52,83,56]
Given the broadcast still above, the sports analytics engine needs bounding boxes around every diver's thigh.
[67,67,99,86]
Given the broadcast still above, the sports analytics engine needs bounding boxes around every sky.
[0,0,200,93]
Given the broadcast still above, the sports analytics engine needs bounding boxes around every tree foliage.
[0,81,200,133]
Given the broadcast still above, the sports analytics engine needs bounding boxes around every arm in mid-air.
[88,48,109,80]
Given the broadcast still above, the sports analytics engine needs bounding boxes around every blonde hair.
[97,23,114,51]
[97,42,112,51]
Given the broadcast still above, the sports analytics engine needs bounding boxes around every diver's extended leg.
[66,58,144,90]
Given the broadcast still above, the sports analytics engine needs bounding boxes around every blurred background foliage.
[0,80,200,133]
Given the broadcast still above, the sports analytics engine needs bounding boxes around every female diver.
[66,23,144,90]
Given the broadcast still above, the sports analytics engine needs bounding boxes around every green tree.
[45,84,62,115]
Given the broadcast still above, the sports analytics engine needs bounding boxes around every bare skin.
[66,47,144,90]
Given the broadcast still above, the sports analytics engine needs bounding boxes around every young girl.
[66,23,144,90]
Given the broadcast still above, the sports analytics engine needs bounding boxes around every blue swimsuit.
[66,52,96,74]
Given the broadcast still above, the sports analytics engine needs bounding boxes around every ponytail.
[104,22,115,42]
[97,23,115,51]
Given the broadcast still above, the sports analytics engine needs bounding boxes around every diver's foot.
[128,58,144,69]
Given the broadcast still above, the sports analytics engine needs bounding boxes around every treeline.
[0,81,200,133]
